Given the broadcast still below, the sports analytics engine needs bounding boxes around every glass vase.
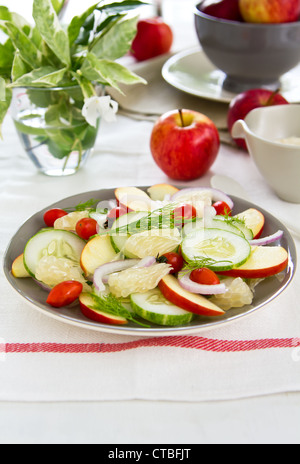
[11,86,99,176]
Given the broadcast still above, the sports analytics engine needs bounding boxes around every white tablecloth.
[1,105,300,402]
[1,0,300,444]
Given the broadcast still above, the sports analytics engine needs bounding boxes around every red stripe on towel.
[2,336,300,354]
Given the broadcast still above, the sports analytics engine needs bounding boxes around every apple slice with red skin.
[147,183,179,201]
[115,186,154,212]
[12,254,30,278]
[218,246,289,279]
[234,208,265,239]
[79,293,128,325]
[158,274,225,317]
[80,234,118,278]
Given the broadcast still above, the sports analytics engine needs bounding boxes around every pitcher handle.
[231,119,248,140]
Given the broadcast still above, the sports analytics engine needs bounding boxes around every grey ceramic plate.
[162,48,300,104]
[3,187,297,337]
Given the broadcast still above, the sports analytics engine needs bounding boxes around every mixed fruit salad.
[11,184,289,327]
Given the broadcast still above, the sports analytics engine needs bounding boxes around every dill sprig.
[115,203,177,235]
[74,198,99,212]
[181,255,233,274]
[113,202,197,236]
[222,213,246,227]
[90,292,150,327]
[64,198,99,213]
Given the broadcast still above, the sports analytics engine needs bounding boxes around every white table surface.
[1,0,300,445]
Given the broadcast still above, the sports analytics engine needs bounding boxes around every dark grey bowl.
[194,4,300,93]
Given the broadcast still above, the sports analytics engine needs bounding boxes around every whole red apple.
[227,89,289,150]
[150,109,220,181]
[239,0,300,23]
[199,0,243,21]
[131,17,173,62]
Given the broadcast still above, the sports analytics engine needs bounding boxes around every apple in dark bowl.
[198,0,243,21]
[194,1,300,92]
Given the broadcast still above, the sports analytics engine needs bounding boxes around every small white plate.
[162,48,300,103]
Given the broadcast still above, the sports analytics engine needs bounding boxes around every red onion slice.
[34,279,52,292]
[96,199,117,211]
[134,256,156,268]
[249,230,284,246]
[93,259,140,292]
[178,271,226,295]
[93,257,157,292]
[171,187,234,211]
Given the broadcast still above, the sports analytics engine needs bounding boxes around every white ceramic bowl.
[232,104,300,203]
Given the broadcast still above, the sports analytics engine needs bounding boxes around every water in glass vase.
[11,87,99,177]
[14,108,98,176]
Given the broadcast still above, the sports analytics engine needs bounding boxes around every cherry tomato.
[107,206,128,220]
[158,252,184,274]
[212,201,232,216]
[190,268,220,286]
[76,217,98,240]
[43,208,68,227]
[46,281,83,308]
[173,204,197,227]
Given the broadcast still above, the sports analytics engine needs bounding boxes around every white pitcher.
[232,104,300,204]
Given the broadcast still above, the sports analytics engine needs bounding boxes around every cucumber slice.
[182,216,253,241]
[182,217,246,238]
[130,288,194,326]
[109,211,149,257]
[181,228,251,272]
[215,215,254,240]
[23,229,86,277]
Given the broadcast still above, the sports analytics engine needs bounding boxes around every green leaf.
[9,66,66,88]
[71,72,96,99]
[29,26,43,50]
[34,67,67,87]
[33,0,71,67]
[81,53,146,91]
[27,88,55,109]
[90,15,139,60]
[46,136,73,159]
[98,1,147,15]
[11,52,29,81]
[0,6,11,21]
[94,13,121,36]
[51,0,67,15]
[68,1,145,47]
[1,20,42,68]
[68,3,98,46]
[0,78,6,101]
[0,39,14,77]
[10,12,32,32]
[45,102,71,127]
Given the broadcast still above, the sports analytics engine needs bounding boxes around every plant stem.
[62,151,72,172]
[76,140,83,172]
